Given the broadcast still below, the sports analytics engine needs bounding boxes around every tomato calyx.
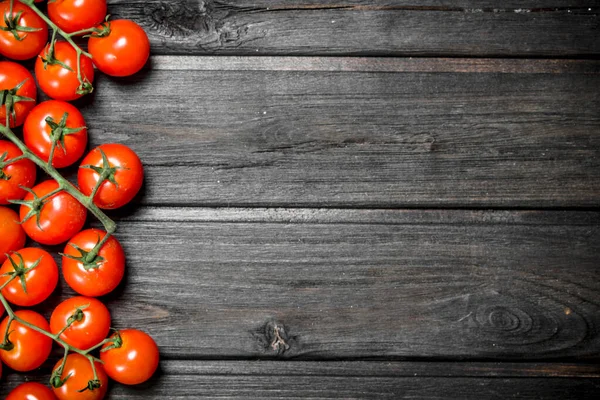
[0,79,36,126]
[9,185,63,229]
[1,9,43,41]
[61,242,106,271]
[101,330,123,352]
[1,252,43,294]
[0,151,26,180]
[80,148,123,198]
[78,379,102,393]
[50,369,72,389]
[85,17,111,39]
[45,112,87,166]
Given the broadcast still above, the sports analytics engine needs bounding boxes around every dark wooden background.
[2,0,600,398]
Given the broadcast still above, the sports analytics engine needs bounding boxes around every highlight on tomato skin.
[0,206,26,264]
[0,310,53,372]
[62,228,126,297]
[23,100,88,168]
[0,61,37,127]
[0,1,49,60]
[19,180,87,245]
[101,329,160,385]
[50,296,111,349]
[6,382,56,400]
[0,247,59,307]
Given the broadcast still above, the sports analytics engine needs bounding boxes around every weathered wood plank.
[3,360,600,398]
[77,57,600,207]
[44,208,600,360]
[107,1,600,57]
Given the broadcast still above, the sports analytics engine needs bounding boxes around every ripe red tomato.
[78,144,144,209]
[0,206,26,263]
[35,41,94,101]
[0,140,37,204]
[0,2,48,60]
[62,229,125,297]
[48,0,107,35]
[52,353,108,400]
[88,19,150,77]
[0,61,37,127]
[0,310,52,372]
[19,180,87,245]
[50,296,111,349]
[24,100,88,168]
[101,329,159,385]
[6,382,56,400]
[0,248,58,307]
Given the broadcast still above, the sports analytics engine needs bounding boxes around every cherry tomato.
[35,41,94,101]
[48,0,107,35]
[78,144,144,209]
[101,329,159,385]
[88,19,150,77]
[62,229,125,297]
[0,2,48,60]
[6,382,56,400]
[0,247,58,307]
[50,296,111,349]
[24,100,88,168]
[52,353,108,400]
[19,180,87,245]
[0,310,52,372]
[0,206,26,263]
[0,140,37,205]
[0,61,37,127]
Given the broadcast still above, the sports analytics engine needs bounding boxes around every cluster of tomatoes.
[0,0,157,399]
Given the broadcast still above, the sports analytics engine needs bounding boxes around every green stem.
[0,124,117,234]
[83,338,112,355]
[67,27,99,38]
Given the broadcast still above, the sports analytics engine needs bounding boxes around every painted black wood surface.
[1,0,600,398]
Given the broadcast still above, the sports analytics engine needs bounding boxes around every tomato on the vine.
[78,143,144,209]
[52,353,108,400]
[24,100,88,168]
[88,19,150,77]
[0,2,48,60]
[101,329,159,385]
[50,296,111,349]
[35,41,94,101]
[0,140,37,204]
[0,206,25,263]
[62,228,125,297]
[19,179,87,245]
[0,61,37,127]
[0,248,58,307]
[48,0,107,35]
[6,382,56,400]
[0,310,52,372]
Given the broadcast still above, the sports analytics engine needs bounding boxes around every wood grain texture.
[76,57,600,207]
[32,207,598,360]
[3,360,600,398]
[107,0,600,56]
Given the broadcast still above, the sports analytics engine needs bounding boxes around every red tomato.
[78,144,144,209]
[0,247,58,307]
[0,206,26,263]
[0,2,48,60]
[88,19,150,77]
[101,329,159,385]
[0,140,37,204]
[62,229,125,297]
[6,382,56,400]
[52,353,108,400]
[48,0,107,35]
[19,180,87,245]
[24,100,88,168]
[50,296,111,349]
[0,310,52,372]
[0,61,37,127]
[35,41,94,101]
